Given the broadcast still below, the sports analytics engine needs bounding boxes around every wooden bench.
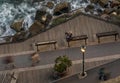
[66,35,88,47]
[96,31,119,43]
[35,41,57,51]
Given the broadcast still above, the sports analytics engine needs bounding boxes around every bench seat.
[35,41,57,46]
[66,35,88,47]
[35,41,57,51]
[96,31,119,43]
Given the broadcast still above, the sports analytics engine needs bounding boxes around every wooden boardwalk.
[16,59,115,83]
[0,14,120,55]
[0,72,13,83]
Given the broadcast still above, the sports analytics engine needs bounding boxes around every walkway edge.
[0,54,119,73]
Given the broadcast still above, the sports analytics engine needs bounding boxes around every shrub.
[54,55,72,74]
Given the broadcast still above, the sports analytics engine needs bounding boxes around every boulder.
[104,8,115,14]
[98,0,109,7]
[110,0,120,8]
[54,2,71,16]
[35,10,46,23]
[90,0,99,3]
[116,9,120,15]
[0,27,6,36]
[44,14,53,27]
[46,1,54,9]
[96,9,103,15]
[35,10,53,27]
[101,14,110,20]
[29,21,45,35]
[111,12,117,15]
[12,31,29,42]
[31,0,44,3]
[10,19,24,32]
[85,4,94,12]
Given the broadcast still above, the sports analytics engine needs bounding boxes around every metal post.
[115,34,117,41]
[82,52,85,76]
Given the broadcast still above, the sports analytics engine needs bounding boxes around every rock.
[12,31,29,42]
[104,8,114,14]
[116,9,120,15]
[31,0,44,3]
[98,0,109,7]
[90,0,99,3]
[35,10,47,23]
[96,9,103,15]
[54,2,71,16]
[44,13,53,27]
[35,9,53,27]
[101,14,110,20]
[46,1,54,9]
[0,27,6,36]
[29,21,45,35]
[111,12,117,15]
[4,36,13,42]
[10,19,24,32]
[85,4,94,12]
[110,0,120,8]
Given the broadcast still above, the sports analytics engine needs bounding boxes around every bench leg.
[54,43,56,49]
[98,38,100,43]
[68,42,70,47]
[115,35,117,41]
[37,46,39,52]
[85,39,87,45]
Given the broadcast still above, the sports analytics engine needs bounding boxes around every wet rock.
[29,21,45,35]
[0,27,6,36]
[4,36,13,42]
[101,14,110,20]
[12,31,29,42]
[10,19,24,32]
[90,0,99,3]
[104,8,115,14]
[99,0,109,7]
[110,0,120,8]
[54,2,71,16]
[31,0,44,3]
[35,10,47,23]
[44,13,53,27]
[111,12,117,15]
[116,9,120,15]
[96,9,103,15]
[46,1,54,9]
[85,4,94,12]
[35,9,53,27]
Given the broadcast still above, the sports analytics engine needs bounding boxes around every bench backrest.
[96,31,118,37]
[35,41,57,46]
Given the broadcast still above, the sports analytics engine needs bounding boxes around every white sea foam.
[0,1,39,37]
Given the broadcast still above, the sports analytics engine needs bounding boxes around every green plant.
[54,55,72,74]
[51,17,66,26]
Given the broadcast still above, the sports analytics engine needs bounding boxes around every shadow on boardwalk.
[54,59,120,83]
